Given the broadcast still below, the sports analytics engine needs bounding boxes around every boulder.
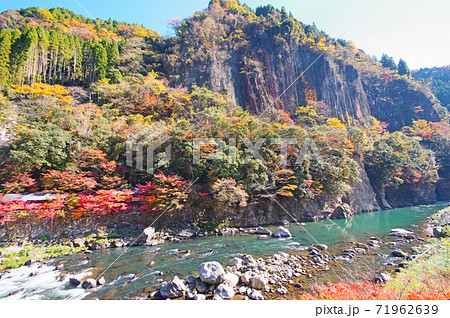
[97,277,106,286]
[112,239,125,248]
[142,227,156,245]
[272,226,292,238]
[433,227,443,238]
[73,237,85,248]
[186,276,197,284]
[389,229,413,237]
[176,229,196,240]
[214,283,235,300]
[255,226,272,236]
[281,220,289,225]
[243,254,256,267]
[374,273,392,283]
[277,286,288,295]
[195,279,208,293]
[250,275,268,290]
[228,257,243,269]
[240,272,253,285]
[81,278,97,289]
[69,278,81,287]
[391,249,408,258]
[199,261,225,284]
[160,276,186,299]
[313,244,328,250]
[247,289,264,300]
[193,294,206,300]
[223,272,239,287]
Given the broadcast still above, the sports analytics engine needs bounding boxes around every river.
[0,203,446,299]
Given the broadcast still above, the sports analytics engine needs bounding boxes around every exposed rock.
[277,286,288,295]
[142,227,156,245]
[81,278,97,289]
[186,275,197,284]
[112,239,125,248]
[240,272,253,285]
[24,259,35,266]
[258,235,268,239]
[223,272,240,287]
[433,227,444,238]
[250,275,268,290]
[176,229,196,240]
[228,257,243,269]
[255,226,272,236]
[243,254,256,267]
[247,289,264,300]
[313,244,328,250]
[69,277,81,287]
[97,277,106,286]
[199,261,225,284]
[193,294,206,300]
[160,276,186,299]
[374,273,392,283]
[214,283,235,300]
[272,226,292,238]
[73,237,85,248]
[281,220,289,225]
[391,249,408,258]
[195,279,208,293]
[218,228,240,236]
[389,228,413,237]
[330,205,350,219]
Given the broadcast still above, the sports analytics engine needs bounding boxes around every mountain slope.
[163,0,446,131]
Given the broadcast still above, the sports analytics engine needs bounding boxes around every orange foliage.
[298,281,450,300]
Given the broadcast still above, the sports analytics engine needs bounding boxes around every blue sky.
[0,0,449,70]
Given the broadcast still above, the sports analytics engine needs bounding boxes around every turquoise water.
[0,203,447,299]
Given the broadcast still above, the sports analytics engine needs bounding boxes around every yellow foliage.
[37,9,56,22]
[11,83,73,106]
[326,118,346,130]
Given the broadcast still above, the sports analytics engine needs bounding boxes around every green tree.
[397,58,410,76]
[0,30,12,87]
[8,123,73,173]
[381,53,397,71]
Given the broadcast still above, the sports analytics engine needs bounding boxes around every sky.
[0,0,449,70]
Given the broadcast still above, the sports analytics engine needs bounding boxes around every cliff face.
[164,2,442,132]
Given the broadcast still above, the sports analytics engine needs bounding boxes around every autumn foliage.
[136,172,189,213]
[298,281,450,300]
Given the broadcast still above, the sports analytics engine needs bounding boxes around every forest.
[0,0,448,226]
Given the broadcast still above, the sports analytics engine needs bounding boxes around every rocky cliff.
[164,0,444,132]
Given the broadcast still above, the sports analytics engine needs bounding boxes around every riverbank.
[0,203,447,299]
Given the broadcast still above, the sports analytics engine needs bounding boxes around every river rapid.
[0,203,447,300]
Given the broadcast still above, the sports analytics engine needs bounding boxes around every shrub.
[211,178,248,207]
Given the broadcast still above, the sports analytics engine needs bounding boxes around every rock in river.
[272,226,292,238]
[81,278,97,290]
[391,249,408,258]
[255,226,272,236]
[160,276,186,299]
[199,261,225,284]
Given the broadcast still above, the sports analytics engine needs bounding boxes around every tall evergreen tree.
[398,59,410,76]
[93,41,108,81]
[0,30,12,87]
[381,53,397,71]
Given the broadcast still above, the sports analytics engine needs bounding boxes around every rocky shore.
[425,205,450,238]
[148,248,332,300]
